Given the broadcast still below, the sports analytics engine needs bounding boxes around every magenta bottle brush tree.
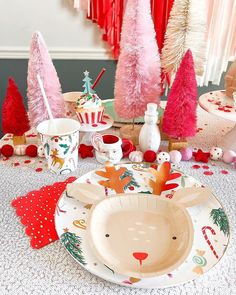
[27,31,65,128]
[114,0,161,120]
[162,49,197,142]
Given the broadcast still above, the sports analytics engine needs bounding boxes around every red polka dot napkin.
[11,177,76,249]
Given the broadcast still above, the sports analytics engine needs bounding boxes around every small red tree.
[2,78,30,136]
[162,49,197,138]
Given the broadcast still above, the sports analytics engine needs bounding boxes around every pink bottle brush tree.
[114,0,161,120]
[162,49,197,139]
[27,31,65,128]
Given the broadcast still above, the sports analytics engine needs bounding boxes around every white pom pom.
[210,147,223,161]
[129,151,143,162]
[157,152,170,164]
[37,145,45,158]
[14,145,26,156]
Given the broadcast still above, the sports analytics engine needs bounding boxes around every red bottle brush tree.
[2,78,30,145]
[162,50,197,140]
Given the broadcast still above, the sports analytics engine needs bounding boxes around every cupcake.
[76,92,104,124]
[76,71,104,124]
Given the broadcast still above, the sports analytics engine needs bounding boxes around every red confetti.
[203,171,214,176]
[196,128,203,133]
[35,168,43,172]
[92,124,98,127]
[150,164,158,170]
[192,165,201,169]
[128,186,134,191]
[220,170,229,175]
[24,160,31,164]
[13,162,20,167]
[3,138,10,141]
[202,165,209,169]
[100,121,107,125]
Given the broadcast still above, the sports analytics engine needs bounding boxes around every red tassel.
[87,0,174,61]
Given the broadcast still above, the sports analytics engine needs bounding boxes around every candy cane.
[202,226,219,259]
[91,132,103,151]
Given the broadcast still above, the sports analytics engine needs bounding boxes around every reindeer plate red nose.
[133,252,148,266]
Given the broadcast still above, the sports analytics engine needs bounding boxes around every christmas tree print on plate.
[55,163,230,288]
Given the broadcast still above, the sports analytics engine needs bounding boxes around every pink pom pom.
[169,150,182,164]
[180,148,193,161]
[222,150,236,163]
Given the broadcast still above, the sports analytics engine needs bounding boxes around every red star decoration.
[193,149,210,163]
[78,144,94,159]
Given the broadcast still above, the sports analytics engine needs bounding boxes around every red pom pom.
[25,145,38,157]
[1,144,14,157]
[121,138,136,158]
[144,150,156,163]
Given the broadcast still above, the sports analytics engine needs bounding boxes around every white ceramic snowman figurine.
[139,103,161,153]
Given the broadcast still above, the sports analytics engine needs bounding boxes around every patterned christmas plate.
[55,163,230,288]
[199,90,236,122]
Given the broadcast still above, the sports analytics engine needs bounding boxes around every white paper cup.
[37,118,80,174]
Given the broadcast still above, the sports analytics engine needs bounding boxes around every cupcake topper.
[92,68,106,90]
[83,70,95,95]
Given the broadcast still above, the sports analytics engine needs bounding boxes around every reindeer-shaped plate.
[67,184,210,278]
[55,163,230,288]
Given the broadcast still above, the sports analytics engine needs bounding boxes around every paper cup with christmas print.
[37,118,80,174]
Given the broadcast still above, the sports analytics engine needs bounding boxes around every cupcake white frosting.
[77,93,102,109]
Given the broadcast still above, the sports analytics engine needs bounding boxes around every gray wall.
[0,59,226,137]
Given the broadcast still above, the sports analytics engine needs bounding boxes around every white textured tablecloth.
[0,107,235,295]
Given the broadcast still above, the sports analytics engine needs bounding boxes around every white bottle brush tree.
[161,0,207,81]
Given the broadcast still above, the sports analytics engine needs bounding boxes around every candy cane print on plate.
[202,226,219,259]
